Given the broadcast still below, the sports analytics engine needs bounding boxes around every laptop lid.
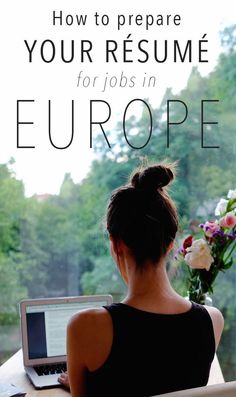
[20,295,113,367]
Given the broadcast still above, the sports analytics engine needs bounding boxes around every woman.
[59,164,224,397]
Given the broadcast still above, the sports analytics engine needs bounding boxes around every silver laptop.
[20,295,113,389]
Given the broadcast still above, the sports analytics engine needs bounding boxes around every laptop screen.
[25,300,108,359]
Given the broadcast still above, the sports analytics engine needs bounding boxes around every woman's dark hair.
[106,163,178,269]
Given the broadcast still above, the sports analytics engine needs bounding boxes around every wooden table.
[0,350,69,396]
[0,350,224,396]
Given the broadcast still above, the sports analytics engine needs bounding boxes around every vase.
[203,292,213,306]
[185,292,213,306]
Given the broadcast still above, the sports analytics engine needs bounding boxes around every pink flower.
[219,211,236,229]
[202,221,220,238]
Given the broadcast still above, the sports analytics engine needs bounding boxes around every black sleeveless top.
[86,302,215,397]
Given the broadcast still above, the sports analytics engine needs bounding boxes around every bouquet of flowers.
[178,189,236,304]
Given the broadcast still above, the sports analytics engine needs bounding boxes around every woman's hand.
[58,371,70,390]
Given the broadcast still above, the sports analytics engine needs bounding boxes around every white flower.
[227,189,236,199]
[185,239,214,271]
[215,198,228,216]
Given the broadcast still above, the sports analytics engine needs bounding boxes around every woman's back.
[59,164,223,397]
[86,302,215,397]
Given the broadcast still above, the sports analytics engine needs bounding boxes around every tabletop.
[0,350,69,396]
[0,350,224,396]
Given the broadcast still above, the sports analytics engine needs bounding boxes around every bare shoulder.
[68,307,112,340]
[204,305,224,349]
[204,305,224,328]
[67,307,113,371]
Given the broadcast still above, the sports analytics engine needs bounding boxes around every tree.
[0,162,27,322]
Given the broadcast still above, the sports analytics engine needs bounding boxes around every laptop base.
[25,366,62,389]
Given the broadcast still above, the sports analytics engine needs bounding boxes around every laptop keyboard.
[34,362,67,376]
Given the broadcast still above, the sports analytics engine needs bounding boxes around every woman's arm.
[58,307,112,396]
[204,306,224,350]
[65,311,90,397]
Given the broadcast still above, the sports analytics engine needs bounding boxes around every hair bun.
[131,164,174,192]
